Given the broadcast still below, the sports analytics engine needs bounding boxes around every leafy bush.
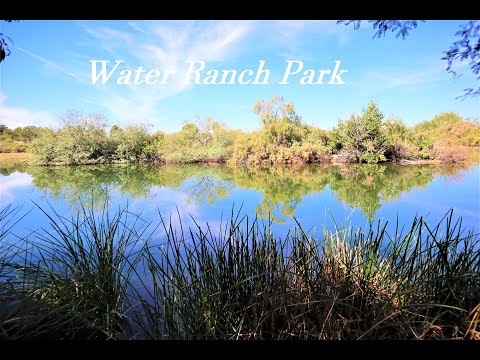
[231,96,331,164]
[0,136,28,153]
[413,112,480,158]
[114,124,152,162]
[31,111,156,165]
[31,111,113,165]
[156,117,240,163]
[331,101,387,163]
[383,117,419,161]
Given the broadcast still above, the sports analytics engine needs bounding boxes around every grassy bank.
[0,152,33,164]
[0,202,479,340]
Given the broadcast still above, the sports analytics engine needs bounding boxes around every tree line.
[1,97,479,165]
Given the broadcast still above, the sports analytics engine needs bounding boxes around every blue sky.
[0,20,478,133]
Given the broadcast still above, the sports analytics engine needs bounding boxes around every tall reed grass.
[0,201,479,339]
[1,201,151,339]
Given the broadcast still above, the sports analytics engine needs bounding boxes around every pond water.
[0,162,478,241]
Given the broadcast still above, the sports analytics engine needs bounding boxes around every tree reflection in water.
[4,162,474,222]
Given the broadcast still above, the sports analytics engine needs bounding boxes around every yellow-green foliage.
[31,115,112,165]
[0,125,42,153]
[230,131,267,164]
[230,96,331,164]
[383,117,418,161]
[413,112,480,159]
[10,126,42,142]
[0,135,28,153]
[112,124,152,162]
[383,117,412,144]
[155,117,240,163]
[11,104,480,166]
[31,111,155,165]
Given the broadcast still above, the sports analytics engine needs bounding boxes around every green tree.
[383,117,417,161]
[412,112,480,160]
[254,96,306,146]
[383,117,410,144]
[179,122,201,145]
[31,111,112,165]
[30,128,56,164]
[11,126,42,142]
[115,124,152,162]
[332,101,387,163]
[231,97,331,165]
[155,116,240,163]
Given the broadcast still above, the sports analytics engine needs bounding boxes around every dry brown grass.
[465,304,480,340]
[0,152,34,164]
[433,144,480,164]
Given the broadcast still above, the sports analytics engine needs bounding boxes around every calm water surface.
[0,162,479,240]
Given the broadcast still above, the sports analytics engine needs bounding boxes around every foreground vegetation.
[1,97,479,165]
[0,202,479,340]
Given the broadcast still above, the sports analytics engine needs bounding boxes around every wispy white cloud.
[12,20,354,128]
[17,47,87,83]
[366,67,442,88]
[127,186,203,236]
[127,21,146,34]
[261,20,351,62]
[0,172,33,205]
[0,92,56,129]
[270,20,349,45]
[353,60,449,97]
[79,23,134,50]
[78,20,255,125]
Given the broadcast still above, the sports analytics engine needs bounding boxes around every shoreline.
[0,151,477,167]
